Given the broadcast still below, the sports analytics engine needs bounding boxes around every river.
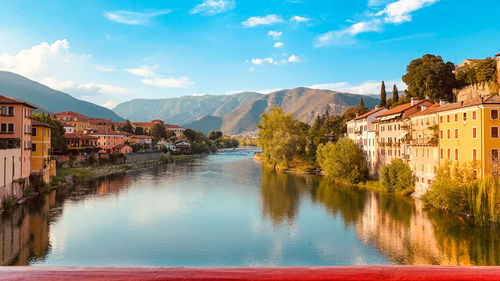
[0,149,498,266]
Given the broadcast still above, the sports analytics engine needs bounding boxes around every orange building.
[55,111,113,132]
[31,120,56,184]
[87,129,127,153]
[0,95,35,204]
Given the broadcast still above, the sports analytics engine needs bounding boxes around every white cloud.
[316,0,439,47]
[94,64,116,72]
[309,80,406,95]
[251,57,274,65]
[104,9,171,25]
[287,54,300,62]
[290,15,310,23]
[126,65,159,77]
[191,0,235,15]
[102,101,117,109]
[273,42,283,48]
[381,0,439,23]
[242,15,284,27]
[41,77,132,97]
[142,77,194,88]
[267,30,282,40]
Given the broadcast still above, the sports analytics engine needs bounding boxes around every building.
[435,95,500,178]
[64,132,99,155]
[130,135,152,145]
[175,141,191,153]
[112,144,132,154]
[87,129,126,153]
[165,124,185,136]
[31,120,56,184]
[346,106,387,173]
[0,95,35,203]
[55,111,113,132]
[63,124,75,134]
[375,98,433,166]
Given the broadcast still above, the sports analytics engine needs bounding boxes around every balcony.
[408,138,437,146]
[0,138,20,149]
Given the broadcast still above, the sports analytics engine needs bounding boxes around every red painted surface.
[0,266,499,281]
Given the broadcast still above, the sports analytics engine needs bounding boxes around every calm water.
[1,149,499,266]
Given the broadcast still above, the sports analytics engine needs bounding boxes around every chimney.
[375,105,379,109]
[421,105,427,111]
[439,99,449,106]
[355,112,360,118]
[411,97,418,106]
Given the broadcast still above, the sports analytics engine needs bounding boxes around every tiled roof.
[355,107,386,120]
[133,135,152,139]
[113,144,130,149]
[32,119,54,128]
[165,124,183,129]
[376,100,428,118]
[55,111,88,118]
[134,122,154,127]
[408,104,441,118]
[434,95,500,114]
[0,95,37,108]
[87,129,127,136]
[64,132,98,140]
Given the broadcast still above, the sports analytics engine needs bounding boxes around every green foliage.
[469,175,498,226]
[236,137,258,147]
[402,54,457,101]
[151,123,167,142]
[359,97,364,107]
[208,130,223,140]
[183,128,217,154]
[392,84,399,103]
[257,106,306,170]
[215,136,239,149]
[129,143,150,152]
[380,81,386,107]
[120,120,134,134]
[379,159,414,194]
[32,113,67,152]
[316,138,368,184]
[456,57,497,88]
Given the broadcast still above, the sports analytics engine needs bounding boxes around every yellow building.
[436,95,500,178]
[31,120,56,184]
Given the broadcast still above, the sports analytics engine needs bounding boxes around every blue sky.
[0,0,498,108]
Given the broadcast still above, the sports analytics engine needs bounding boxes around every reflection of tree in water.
[426,208,500,265]
[378,193,414,227]
[260,168,314,225]
[311,179,367,227]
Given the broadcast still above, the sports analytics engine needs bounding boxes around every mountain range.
[0,71,124,121]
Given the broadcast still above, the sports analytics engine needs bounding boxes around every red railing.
[0,266,499,281]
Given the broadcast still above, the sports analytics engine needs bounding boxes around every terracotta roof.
[376,100,428,118]
[55,111,88,118]
[87,129,127,136]
[165,124,184,129]
[113,144,131,149]
[355,107,386,120]
[32,119,54,128]
[434,95,500,114]
[0,95,37,108]
[132,135,152,139]
[408,104,441,118]
[134,122,154,127]
[64,132,98,140]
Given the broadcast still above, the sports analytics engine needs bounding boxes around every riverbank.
[4,154,208,211]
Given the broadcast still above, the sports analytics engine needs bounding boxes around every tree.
[32,113,67,152]
[379,159,414,194]
[402,54,457,102]
[257,106,304,170]
[359,97,365,107]
[316,138,368,184]
[380,81,387,107]
[392,84,399,103]
[208,130,223,141]
[476,57,497,83]
[121,120,134,134]
[150,123,166,142]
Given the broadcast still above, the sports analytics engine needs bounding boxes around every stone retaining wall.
[124,152,167,164]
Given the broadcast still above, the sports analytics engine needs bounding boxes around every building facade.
[31,120,56,184]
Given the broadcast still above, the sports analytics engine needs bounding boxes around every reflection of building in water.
[0,192,54,265]
[354,192,499,265]
[96,176,132,195]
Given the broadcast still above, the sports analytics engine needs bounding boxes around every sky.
[0,0,498,109]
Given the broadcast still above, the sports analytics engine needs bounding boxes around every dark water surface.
[1,150,499,266]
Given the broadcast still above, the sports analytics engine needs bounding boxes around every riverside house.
[55,111,113,132]
[31,120,56,184]
[87,129,127,153]
[0,95,35,204]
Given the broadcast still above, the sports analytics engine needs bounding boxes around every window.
[463,112,467,121]
[32,143,36,151]
[492,127,499,138]
[447,129,451,139]
[473,149,477,161]
[472,127,477,139]
[455,114,458,122]
[0,123,6,132]
[492,149,499,163]
[440,130,443,139]
[7,124,13,133]
[491,109,498,120]
[455,149,459,161]
[447,115,450,122]
[32,127,37,136]
[440,116,443,123]
[447,148,451,160]
[472,111,476,120]
[440,148,444,159]
[455,129,459,139]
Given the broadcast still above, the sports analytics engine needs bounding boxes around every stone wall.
[124,151,167,164]
[456,82,499,102]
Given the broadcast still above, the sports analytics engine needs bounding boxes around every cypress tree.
[359,97,365,107]
[392,84,399,103]
[380,81,386,107]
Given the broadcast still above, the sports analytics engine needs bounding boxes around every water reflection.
[0,153,498,266]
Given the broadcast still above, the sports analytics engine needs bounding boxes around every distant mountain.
[0,71,124,121]
[221,87,379,135]
[113,92,264,124]
[183,115,223,135]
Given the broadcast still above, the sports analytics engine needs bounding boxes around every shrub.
[379,159,414,194]
[468,175,498,226]
[316,138,368,184]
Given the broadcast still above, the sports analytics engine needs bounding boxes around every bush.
[469,175,498,226]
[379,159,414,194]
[316,138,368,184]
